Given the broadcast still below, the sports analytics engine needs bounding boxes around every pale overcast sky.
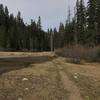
[0,0,87,31]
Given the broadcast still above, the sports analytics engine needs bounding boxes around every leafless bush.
[55,45,100,63]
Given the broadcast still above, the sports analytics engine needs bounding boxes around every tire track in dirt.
[52,59,83,100]
[59,71,83,100]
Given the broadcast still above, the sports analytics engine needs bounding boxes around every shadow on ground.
[0,55,57,75]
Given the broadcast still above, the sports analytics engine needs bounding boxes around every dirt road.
[0,52,100,100]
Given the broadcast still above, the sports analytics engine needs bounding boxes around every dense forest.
[53,0,100,48]
[0,0,100,51]
[0,5,50,51]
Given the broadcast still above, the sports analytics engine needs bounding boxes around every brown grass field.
[0,52,100,100]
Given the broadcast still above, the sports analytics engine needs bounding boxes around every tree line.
[0,4,50,51]
[0,0,100,51]
[52,0,100,49]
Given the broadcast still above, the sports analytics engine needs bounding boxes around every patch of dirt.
[52,59,83,100]
[0,52,100,100]
[54,57,100,100]
[54,57,100,80]
[63,62,100,80]
[59,71,83,100]
[0,52,68,100]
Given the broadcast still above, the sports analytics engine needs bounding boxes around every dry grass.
[0,52,100,100]
[65,73,100,100]
[0,53,68,100]
[59,58,100,100]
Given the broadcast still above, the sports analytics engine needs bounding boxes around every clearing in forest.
[0,52,100,100]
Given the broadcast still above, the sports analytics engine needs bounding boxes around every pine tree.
[76,0,80,33]
[53,28,58,49]
[79,0,86,43]
[87,0,96,30]
[58,23,65,47]
[0,4,6,48]
[87,0,97,45]
[96,0,100,44]
[4,6,10,48]
[37,16,42,30]
[96,0,100,30]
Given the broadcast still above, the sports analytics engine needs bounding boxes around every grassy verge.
[47,66,69,100]
[0,62,69,100]
[63,70,100,100]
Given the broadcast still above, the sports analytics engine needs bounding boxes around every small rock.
[25,88,29,90]
[74,73,78,75]
[22,78,28,81]
[85,96,90,100]
[94,79,97,82]
[18,97,22,100]
[74,75,78,79]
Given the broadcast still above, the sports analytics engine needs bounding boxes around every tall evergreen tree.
[96,0,100,30]
[58,23,65,47]
[87,0,96,30]
[37,16,42,30]
[96,0,100,44]
[79,0,86,43]
[87,0,97,45]
[0,4,5,48]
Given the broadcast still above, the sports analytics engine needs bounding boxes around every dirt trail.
[52,59,83,100]
[59,71,83,100]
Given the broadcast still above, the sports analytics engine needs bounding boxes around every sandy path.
[59,71,83,100]
[52,59,83,100]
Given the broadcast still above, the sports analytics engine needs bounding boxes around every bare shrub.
[55,45,100,62]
